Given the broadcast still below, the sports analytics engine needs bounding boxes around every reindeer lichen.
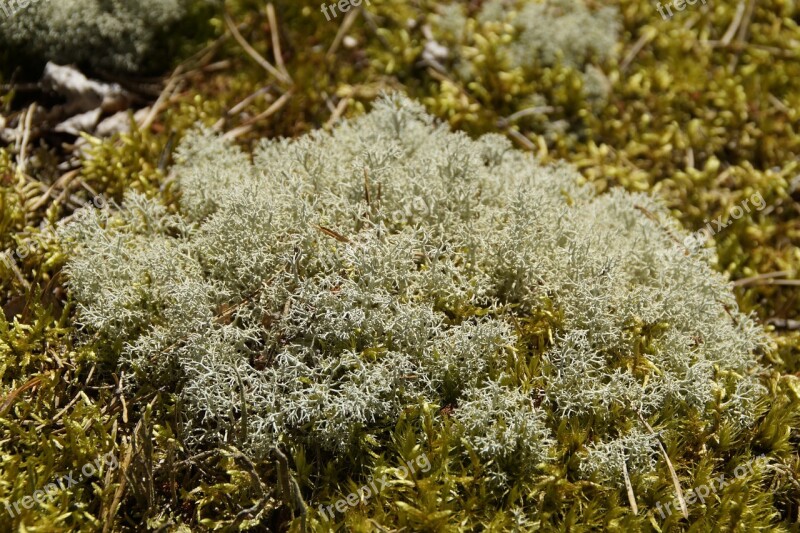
[0,0,219,73]
[62,95,766,485]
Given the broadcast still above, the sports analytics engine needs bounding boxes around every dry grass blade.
[0,373,49,415]
[139,66,184,131]
[4,253,32,291]
[733,271,791,286]
[16,103,36,174]
[729,0,756,70]
[327,8,360,58]
[266,3,291,82]
[639,412,688,519]
[758,279,800,286]
[28,169,80,212]
[505,106,555,123]
[324,96,351,129]
[102,440,134,533]
[621,28,656,73]
[223,89,293,140]
[51,389,87,423]
[721,2,746,46]
[766,318,800,330]
[505,127,538,152]
[224,12,292,85]
[213,86,272,131]
[622,459,639,515]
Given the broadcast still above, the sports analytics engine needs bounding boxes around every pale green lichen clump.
[61,95,766,485]
[436,0,619,68]
[432,0,620,102]
[509,0,620,69]
[0,0,217,72]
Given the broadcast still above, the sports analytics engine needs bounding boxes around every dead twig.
[102,439,134,533]
[225,446,275,530]
[768,93,791,114]
[236,452,266,499]
[639,412,688,519]
[118,371,129,424]
[51,387,89,423]
[324,96,351,129]
[729,0,757,70]
[0,373,50,416]
[735,0,756,44]
[266,3,291,82]
[28,169,80,212]
[756,279,800,286]
[621,28,656,73]
[704,40,796,58]
[622,459,639,515]
[270,446,307,532]
[733,271,792,287]
[505,127,538,151]
[224,12,292,86]
[721,2,746,46]
[139,66,184,131]
[175,449,220,467]
[317,225,351,243]
[223,89,293,140]
[361,8,391,49]
[766,318,800,331]
[3,252,31,291]
[327,8,361,58]
[213,86,272,131]
[16,103,35,174]
[504,106,555,124]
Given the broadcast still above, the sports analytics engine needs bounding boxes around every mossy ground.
[0,0,798,531]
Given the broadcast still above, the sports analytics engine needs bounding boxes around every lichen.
[0,0,220,73]
[63,95,766,486]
